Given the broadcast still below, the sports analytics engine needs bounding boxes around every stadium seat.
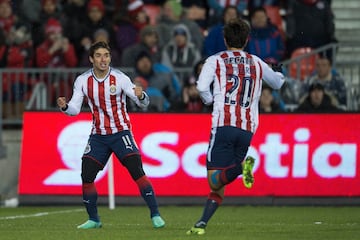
[289,47,318,81]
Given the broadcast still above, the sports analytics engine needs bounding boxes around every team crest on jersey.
[109,84,117,94]
[84,143,91,154]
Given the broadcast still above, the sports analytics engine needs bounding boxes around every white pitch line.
[0,208,84,220]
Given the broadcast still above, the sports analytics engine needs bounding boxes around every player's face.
[90,48,111,71]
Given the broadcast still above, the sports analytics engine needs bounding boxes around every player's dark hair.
[89,41,111,57]
[223,18,250,49]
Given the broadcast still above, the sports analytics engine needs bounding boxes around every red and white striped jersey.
[64,67,149,135]
[197,50,285,133]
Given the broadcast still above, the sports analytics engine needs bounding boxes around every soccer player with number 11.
[57,41,165,230]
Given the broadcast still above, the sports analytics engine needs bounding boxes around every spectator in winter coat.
[61,0,88,58]
[259,84,285,113]
[77,0,116,64]
[35,18,78,106]
[302,54,347,107]
[36,18,78,68]
[114,0,149,61]
[79,28,121,68]
[296,82,343,113]
[161,23,201,84]
[181,59,208,113]
[35,0,63,46]
[286,0,336,57]
[206,0,247,27]
[132,51,180,111]
[245,6,285,64]
[0,0,16,38]
[156,0,204,52]
[121,25,161,67]
[203,5,240,57]
[1,22,34,119]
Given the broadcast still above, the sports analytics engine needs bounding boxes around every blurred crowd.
[1,0,350,117]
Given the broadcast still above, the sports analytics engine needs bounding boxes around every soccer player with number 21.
[187,18,285,235]
[57,41,165,229]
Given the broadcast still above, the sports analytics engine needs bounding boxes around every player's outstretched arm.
[57,93,83,116]
[262,62,285,89]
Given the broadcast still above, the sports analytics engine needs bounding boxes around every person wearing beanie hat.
[87,0,105,14]
[1,19,35,119]
[126,0,148,30]
[35,16,78,107]
[40,0,62,25]
[156,0,204,51]
[165,0,183,19]
[114,0,149,61]
[133,49,179,112]
[36,0,63,47]
[127,0,144,17]
[121,25,161,67]
[36,17,78,68]
[161,23,201,72]
[79,0,116,63]
[44,17,62,34]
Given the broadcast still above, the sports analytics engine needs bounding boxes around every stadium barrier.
[18,111,360,206]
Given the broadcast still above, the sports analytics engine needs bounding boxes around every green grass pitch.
[0,205,359,240]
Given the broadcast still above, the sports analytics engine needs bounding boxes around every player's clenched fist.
[57,97,67,109]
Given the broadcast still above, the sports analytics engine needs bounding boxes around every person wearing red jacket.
[1,21,34,119]
[36,17,78,68]
[35,17,78,106]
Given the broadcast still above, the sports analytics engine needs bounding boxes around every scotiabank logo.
[141,131,208,178]
[43,121,108,185]
[138,128,357,179]
[248,128,356,178]
[19,112,360,196]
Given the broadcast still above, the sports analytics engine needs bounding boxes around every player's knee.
[208,170,222,191]
[81,157,102,183]
[225,164,243,183]
[122,154,145,180]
